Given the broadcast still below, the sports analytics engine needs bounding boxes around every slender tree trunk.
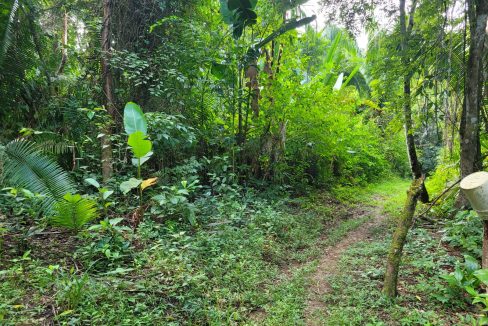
[383,177,424,297]
[101,0,116,182]
[237,66,244,146]
[57,10,68,75]
[458,0,487,205]
[26,8,51,90]
[399,0,429,203]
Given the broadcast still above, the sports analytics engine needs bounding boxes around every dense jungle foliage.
[0,0,487,324]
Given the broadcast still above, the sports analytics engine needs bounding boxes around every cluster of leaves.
[442,210,482,259]
[220,0,258,39]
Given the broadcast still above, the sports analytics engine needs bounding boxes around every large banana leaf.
[128,131,152,159]
[124,102,147,135]
[3,140,76,212]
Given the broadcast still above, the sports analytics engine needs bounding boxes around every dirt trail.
[304,197,386,325]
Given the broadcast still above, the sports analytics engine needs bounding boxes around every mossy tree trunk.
[383,177,424,297]
[399,0,429,204]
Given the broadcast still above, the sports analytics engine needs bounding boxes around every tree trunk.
[101,0,116,182]
[383,177,424,297]
[57,10,68,75]
[399,0,429,203]
[458,0,487,205]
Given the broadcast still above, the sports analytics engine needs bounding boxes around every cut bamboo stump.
[460,171,488,269]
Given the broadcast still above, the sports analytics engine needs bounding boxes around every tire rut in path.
[304,199,386,325]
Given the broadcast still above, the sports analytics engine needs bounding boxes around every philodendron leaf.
[124,102,147,135]
[128,131,152,159]
[131,151,153,167]
[120,178,142,194]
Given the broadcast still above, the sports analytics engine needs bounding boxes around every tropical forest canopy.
[0,0,487,324]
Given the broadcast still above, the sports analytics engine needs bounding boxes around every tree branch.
[254,15,316,51]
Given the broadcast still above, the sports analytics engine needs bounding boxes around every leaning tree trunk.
[399,0,429,204]
[383,177,424,297]
[101,0,116,182]
[458,0,488,206]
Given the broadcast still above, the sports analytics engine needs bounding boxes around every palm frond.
[29,132,74,155]
[51,193,98,231]
[0,0,19,66]
[3,140,76,212]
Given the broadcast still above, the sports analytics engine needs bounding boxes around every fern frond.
[3,140,76,212]
[51,193,98,231]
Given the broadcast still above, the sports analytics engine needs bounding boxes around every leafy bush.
[442,210,482,259]
[443,255,488,324]
[146,112,196,169]
[286,88,390,186]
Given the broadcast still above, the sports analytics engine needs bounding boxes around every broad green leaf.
[124,102,147,135]
[219,0,233,24]
[120,178,142,194]
[84,178,100,189]
[464,255,480,273]
[128,131,152,159]
[464,285,478,296]
[109,217,124,225]
[454,268,463,282]
[474,269,488,285]
[131,151,153,167]
[102,190,113,200]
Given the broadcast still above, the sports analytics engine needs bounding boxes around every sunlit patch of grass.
[333,176,411,219]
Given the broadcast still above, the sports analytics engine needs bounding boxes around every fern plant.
[2,140,75,212]
[51,193,98,231]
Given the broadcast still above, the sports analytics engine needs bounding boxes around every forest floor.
[0,177,480,325]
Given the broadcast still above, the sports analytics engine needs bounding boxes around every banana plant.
[120,102,158,207]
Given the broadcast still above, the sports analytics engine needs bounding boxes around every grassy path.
[304,195,386,325]
[252,178,411,325]
[254,178,476,325]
